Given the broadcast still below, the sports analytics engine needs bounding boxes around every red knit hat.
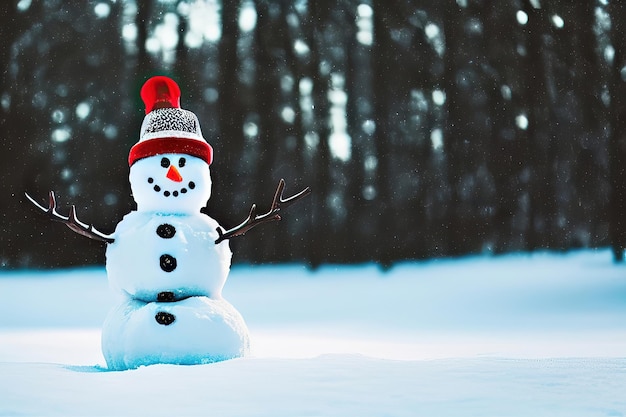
[128,76,213,166]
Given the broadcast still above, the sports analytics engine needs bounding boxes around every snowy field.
[1,249,625,416]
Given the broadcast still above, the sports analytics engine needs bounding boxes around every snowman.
[26,76,309,370]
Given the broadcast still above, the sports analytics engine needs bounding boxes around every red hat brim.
[129,137,213,166]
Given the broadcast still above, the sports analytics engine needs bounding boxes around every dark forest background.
[1,0,626,269]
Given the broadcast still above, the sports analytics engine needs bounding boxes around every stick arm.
[25,191,115,243]
[214,179,311,244]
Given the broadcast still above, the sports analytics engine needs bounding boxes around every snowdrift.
[1,250,625,416]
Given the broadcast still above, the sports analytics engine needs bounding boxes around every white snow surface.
[1,249,626,416]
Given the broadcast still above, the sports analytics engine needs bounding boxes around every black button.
[157,291,176,302]
[156,224,176,239]
[155,311,176,326]
[160,254,177,272]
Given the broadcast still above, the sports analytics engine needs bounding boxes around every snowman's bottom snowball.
[102,296,250,371]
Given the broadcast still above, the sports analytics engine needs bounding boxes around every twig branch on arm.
[215,179,311,244]
[25,191,115,243]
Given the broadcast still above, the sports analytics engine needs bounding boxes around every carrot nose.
[166,165,183,182]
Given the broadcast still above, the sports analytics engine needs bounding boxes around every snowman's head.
[128,76,214,214]
[130,153,211,214]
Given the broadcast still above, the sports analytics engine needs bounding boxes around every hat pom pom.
[140,76,181,114]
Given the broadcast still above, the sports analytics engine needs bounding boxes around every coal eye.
[161,157,170,168]
[179,157,186,168]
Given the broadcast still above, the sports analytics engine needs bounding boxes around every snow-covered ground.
[1,249,625,416]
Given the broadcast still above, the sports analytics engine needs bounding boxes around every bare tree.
[609,2,626,262]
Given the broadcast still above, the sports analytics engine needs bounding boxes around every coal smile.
[147,177,196,197]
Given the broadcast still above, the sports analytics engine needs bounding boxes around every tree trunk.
[609,2,626,262]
